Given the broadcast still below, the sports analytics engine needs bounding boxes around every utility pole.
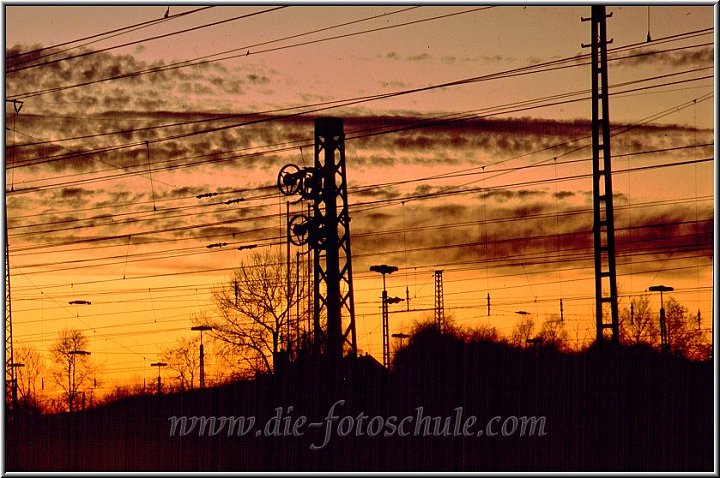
[191,325,212,388]
[583,6,619,344]
[434,270,445,333]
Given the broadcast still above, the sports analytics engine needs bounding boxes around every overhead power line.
[5,7,287,73]
[5,18,709,101]
[7,154,712,253]
[6,67,712,177]
[6,6,215,66]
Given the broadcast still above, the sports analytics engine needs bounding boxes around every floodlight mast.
[191,325,212,388]
[649,285,674,353]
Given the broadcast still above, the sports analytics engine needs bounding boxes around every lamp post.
[649,285,673,353]
[391,332,410,364]
[67,349,89,469]
[67,350,90,413]
[9,363,24,414]
[391,333,410,344]
[370,265,399,368]
[150,362,168,395]
[191,325,212,388]
[514,311,534,349]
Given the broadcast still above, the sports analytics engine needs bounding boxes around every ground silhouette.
[6,327,713,471]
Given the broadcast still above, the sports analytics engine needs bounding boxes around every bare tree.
[49,329,96,412]
[98,383,147,406]
[510,317,535,348]
[161,335,199,390]
[199,250,308,376]
[664,297,710,360]
[620,295,710,360]
[537,316,569,351]
[619,294,658,346]
[14,345,44,413]
[466,324,501,342]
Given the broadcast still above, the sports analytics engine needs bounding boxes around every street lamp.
[391,332,410,363]
[370,265,399,369]
[68,350,90,413]
[514,311,536,349]
[649,285,673,353]
[9,363,24,413]
[391,332,410,347]
[150,362,168,395]
[191,325,212,388]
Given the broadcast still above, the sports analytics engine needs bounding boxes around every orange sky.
[3,5,715,398]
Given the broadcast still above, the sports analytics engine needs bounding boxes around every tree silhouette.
[664,297,710,360]
[510,317,535,348]
[537,315,569,351]
[161,335,200,390]
[200,250,309,376]
[620,295,710,360]
[14,345,44,413]
[619,294,658,346]
[49,329,96,412]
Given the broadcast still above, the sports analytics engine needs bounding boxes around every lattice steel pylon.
[583,6,619,343]
[434,270,445,333]
[313,117,358,363]
[277,118,358,368]
[6,214,18,417]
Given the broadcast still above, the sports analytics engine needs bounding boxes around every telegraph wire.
[8,155,712,256]
[6,7,287,73]
[6,68,711,186]
[6,6,215,62]
[6,22,710,102]
[6,7,493,100]
[8,129,711,239]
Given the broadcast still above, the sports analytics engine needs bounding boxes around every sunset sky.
[3,5,715,397]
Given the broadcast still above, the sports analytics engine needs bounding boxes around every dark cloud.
[380,81,409,89]
[350,195,712,279]
[407,53,431,62]
[412,184,437,196]
[353,186,401,200]
[59,187,92,199]
[5,44,274,117]
[246,74,270,85]
[619,46,713,68]
[553,191,575,200]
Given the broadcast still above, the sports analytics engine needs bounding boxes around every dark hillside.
[6,332,713,471]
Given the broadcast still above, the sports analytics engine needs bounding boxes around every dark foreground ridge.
[6,330,713,472]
